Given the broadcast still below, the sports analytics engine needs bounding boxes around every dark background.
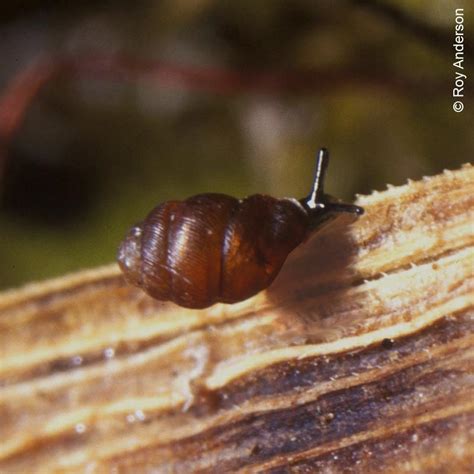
[0,0,472,289]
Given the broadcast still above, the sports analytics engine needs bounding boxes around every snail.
[118,148,363,309]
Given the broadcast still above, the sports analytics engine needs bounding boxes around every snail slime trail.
[118,148,363,309]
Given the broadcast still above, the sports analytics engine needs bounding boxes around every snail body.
[118,149,363,309]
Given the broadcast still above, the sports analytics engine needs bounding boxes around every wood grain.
[0,164,473,473]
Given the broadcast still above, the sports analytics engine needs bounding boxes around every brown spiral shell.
[118,149,363,309]
[118,194,309,308]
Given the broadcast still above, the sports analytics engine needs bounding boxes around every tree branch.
[0,164,472,472]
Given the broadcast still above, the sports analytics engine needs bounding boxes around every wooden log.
[0,164,473,473]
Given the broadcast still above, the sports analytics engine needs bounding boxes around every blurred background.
[0,0,472,290]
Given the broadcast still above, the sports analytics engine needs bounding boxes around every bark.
[0,164,473,473]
